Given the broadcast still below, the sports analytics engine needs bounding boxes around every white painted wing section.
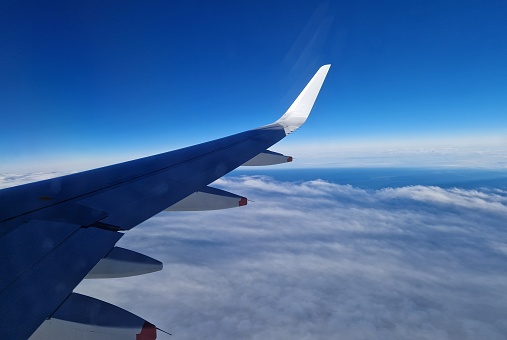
[274,64,331,134]
[242,150,292,166]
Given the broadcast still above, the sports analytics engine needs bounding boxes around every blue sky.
[1,0,506,171]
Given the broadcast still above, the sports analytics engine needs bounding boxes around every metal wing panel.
[0,130,243,223]
[75,127,286,229]
[0,127,284,228]
[0,226,122,340]
[0,220,78,291]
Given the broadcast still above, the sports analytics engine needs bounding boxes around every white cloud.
[0,172,67,189]
[67,175,507,339]
[275,136,507,168]
[2,172,506,339]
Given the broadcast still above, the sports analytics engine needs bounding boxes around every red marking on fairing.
[136,321,157,340]
[239,197,248,206]
[287,156,293,162]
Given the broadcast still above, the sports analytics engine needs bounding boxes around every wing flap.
[0,221,78,291]
[0,226,122,340]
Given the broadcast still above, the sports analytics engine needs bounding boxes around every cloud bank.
[71,175,507,339]
[0,172,67,189]
[2,173,507,339]
[276,135,507,169]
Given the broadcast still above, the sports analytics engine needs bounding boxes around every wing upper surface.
[0,223,122,339]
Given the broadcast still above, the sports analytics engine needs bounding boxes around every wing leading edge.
[0,65,330,339]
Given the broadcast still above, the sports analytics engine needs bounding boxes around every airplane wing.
[0,65,330,339]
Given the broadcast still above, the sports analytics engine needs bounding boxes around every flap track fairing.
[165,186,247,211]
[85,247,162,279]
[242,150,293,166]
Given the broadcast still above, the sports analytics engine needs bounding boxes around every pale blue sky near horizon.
[1,0,506,172]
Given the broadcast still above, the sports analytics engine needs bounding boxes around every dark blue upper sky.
[1,0,506,170]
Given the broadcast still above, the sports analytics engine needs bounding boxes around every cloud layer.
[71,175,507,339]
[276,138,507,169]
[2,173,506,339]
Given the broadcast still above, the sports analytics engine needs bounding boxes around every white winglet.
[275,64,331,134]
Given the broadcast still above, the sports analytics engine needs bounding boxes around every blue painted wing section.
[0,220,78,291]
[0,126,285,231]
[0,126,286,339]
[0,225,122,340]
